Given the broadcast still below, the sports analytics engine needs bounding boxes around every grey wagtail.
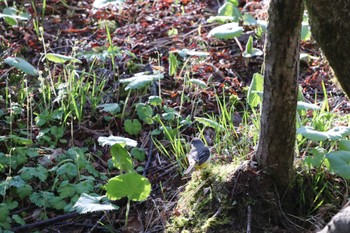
[184,138,211,174]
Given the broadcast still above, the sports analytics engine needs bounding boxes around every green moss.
[166,163,240,232]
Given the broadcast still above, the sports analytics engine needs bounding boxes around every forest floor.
[1,0,350,232]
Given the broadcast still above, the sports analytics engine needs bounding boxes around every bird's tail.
[183,164,195,174]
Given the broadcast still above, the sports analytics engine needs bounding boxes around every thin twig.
[11,213,80,232]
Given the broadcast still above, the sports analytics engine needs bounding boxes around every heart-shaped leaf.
[106,173,151,201]
[326,151,350,179]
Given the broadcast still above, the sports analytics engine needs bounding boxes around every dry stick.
[88,214,106,233]
[246,205,252,233]
[11,213,80,232]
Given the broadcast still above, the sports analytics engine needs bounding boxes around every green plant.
[75,137,151,228]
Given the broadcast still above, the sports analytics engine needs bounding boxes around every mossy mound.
[166,161,291,233]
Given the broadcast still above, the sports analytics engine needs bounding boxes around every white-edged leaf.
[98,135,138,147]
[242,48,263,58]
[189,79,207,88]
[257,20,267,31]
[0,13,29,21]
[46,53,82,64]
[297,126,329,141]
[72,193,118,214]
[119,72,163,91]
[298,126,350,142]
[208,22,243,40]
[176,49,209,58]
[4,57,38,76]
[297,101,320,110]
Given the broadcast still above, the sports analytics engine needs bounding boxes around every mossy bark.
[256,0,304,192]
[305,0,350,97]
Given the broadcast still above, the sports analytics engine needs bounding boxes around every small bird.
[184,138,211,174]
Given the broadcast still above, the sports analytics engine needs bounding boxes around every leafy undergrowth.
[0,0,350,232]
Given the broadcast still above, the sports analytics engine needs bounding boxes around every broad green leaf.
[131,148,146,162]
[161,106,180,121]
[148,96,162,106]
[136,103,153,124]
[339,140,350,151]
[72,193,119,213]
[30,191,55,208]
[75,180,94,194]
[189,79,207,88]
[16,184,33,199]
[0,7,30,26]
[326,151,350,179]
[12,214,25,225]
[110,144,133,172]
[297,101,320,110]
[8,176,26,188]
[124,119,141,136]
[247,73,264,107]
[226,0,239,6]
[98,135,138,147]
[297,126,350,142]
[195,117,225,131]
[4,57,38,76]
[218,2,241,19]
[106,173,151,201]
[168,52,178,76]
[243,13,257,25]
[303,147,326,168]
[297,126,329,141]
[98,103,121,114]
[0,204,9,222]
[19,165,48,182]
[56,162,78,179]
[327,126,350,140]
[46,53,82,64]
[120,72,163,91]
[208,23,243,40]
[58,181,76,198]
[5,200,18,211]
[49,196,67,210]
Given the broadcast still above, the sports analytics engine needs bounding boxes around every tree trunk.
[256,0,304,192]
[305,0,350,98]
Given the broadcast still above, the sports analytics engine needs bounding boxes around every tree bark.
[256,0,304,192]
[305,0,350,98]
